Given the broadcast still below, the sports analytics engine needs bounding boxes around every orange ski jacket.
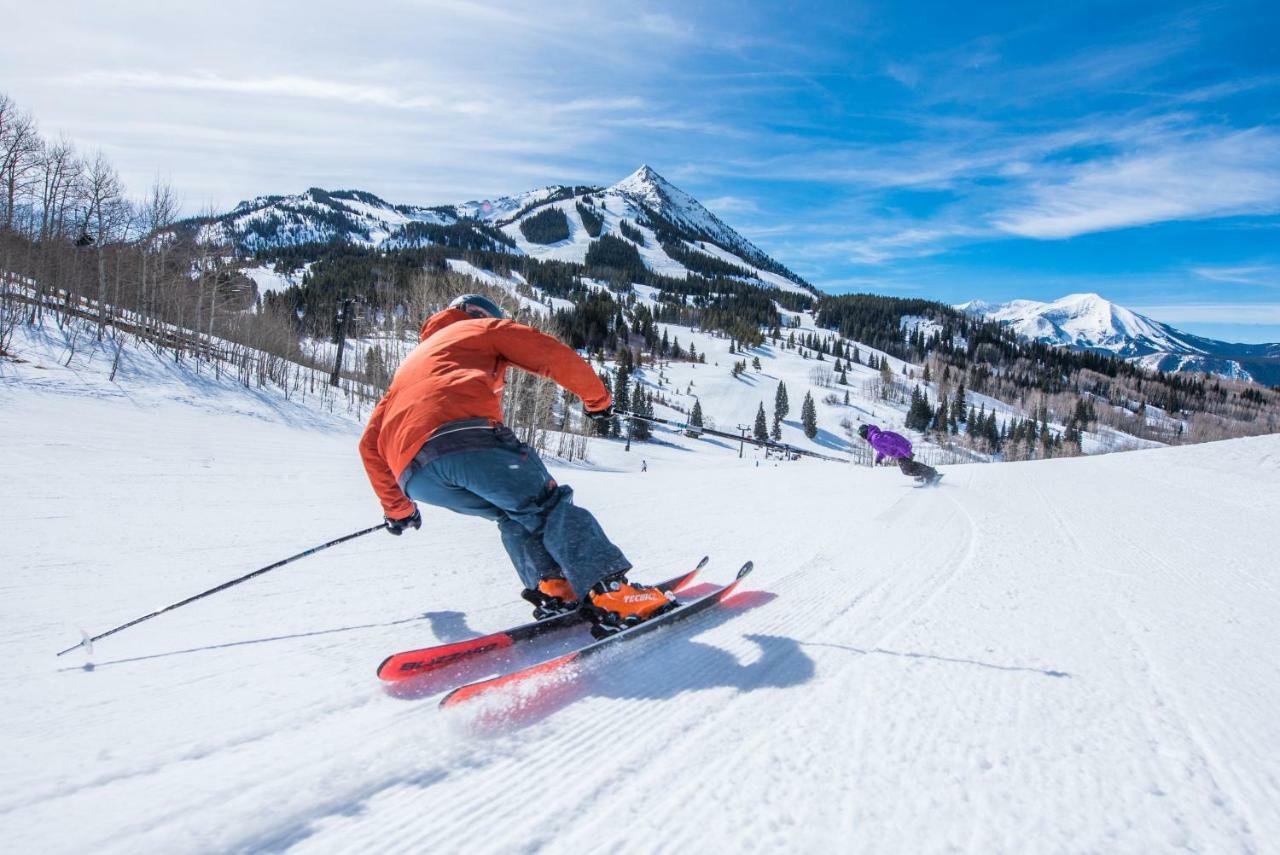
[359,308,612,518]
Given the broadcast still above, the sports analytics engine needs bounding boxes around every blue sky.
[4,0,1279,340]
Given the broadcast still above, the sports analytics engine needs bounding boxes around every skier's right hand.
[384,507,421,536]
[585,404,614,424]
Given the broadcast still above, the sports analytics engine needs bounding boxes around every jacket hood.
[419,307,471,342]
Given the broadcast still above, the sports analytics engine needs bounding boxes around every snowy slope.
[196,189,457,251]
[4,317,1280,853]
[409,258,1149,462]
[959,293,1280,384]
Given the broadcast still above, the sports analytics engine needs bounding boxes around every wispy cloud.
[992,128,1280,239]
[1190,264,1280,287]
[68,70,472,112]
[67,70,648,117]
[703,195,759,216]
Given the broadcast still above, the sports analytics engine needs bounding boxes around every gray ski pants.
[402,426,630,596]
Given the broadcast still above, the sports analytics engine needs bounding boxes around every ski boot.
[520,575,579,620]
[582,573,678,638]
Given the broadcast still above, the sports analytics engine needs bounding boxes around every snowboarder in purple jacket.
[858,423,940,484]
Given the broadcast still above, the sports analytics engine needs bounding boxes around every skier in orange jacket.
[360,294,674,632]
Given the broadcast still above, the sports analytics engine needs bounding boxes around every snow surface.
[242,263,305,297]
[4,316,1280,854]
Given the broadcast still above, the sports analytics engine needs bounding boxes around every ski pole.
[618,410,849,463]
[56,523,386,656]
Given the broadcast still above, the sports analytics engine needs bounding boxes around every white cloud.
[68,70,463,112]
[703,195,759,215]
[992,129,1280,239]
[1190,265,1280,287]
[805,225,986,266]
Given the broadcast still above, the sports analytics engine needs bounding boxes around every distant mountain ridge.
[958,293,1280,385]
[185,167,815,296]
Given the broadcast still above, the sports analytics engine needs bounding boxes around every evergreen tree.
[690,399,704,427]
[630,389,652,440]
[753,402,768,440]
[518,207,571,244]
[752,356,762,371]
[774,381,790,423]
[612,368,631,437]
[660,328,669,357]
[853,346,861,365]
[801,391,818,439]
[905,385,935,431]
[771,413,782,440]
[593,369,614,436]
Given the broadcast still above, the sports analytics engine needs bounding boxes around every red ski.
[440,561,754,709]
[376,558,708,681]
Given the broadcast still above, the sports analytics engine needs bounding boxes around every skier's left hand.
[385,507,422,535]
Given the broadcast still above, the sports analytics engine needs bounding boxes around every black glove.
[384,507,421,535]
[585,405,614,424]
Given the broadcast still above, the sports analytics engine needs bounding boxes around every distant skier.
[857,423,941,485]
[359,294,675,632]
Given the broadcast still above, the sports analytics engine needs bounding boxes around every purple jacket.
[865,425,912,462]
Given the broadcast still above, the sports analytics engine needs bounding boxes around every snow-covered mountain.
[958,293,1280,385]
[187,167,815,296]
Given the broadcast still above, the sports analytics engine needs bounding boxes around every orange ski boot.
[583,574,677,637]
[522,575,579,619]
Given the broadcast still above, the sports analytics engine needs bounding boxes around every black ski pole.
[56,523,386,656]
[619,410,848,463]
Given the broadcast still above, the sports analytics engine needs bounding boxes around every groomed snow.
[3,319,1278,854]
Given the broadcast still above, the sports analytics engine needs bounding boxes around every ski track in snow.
[3,327,1280,854]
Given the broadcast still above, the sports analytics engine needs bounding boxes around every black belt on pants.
[397,417,506,492]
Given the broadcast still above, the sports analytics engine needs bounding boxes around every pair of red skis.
[377,557,754,708]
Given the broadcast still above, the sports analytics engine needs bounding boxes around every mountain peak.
[627,163,663,183]
[610,164,678,202]
[1057,292,1107,306]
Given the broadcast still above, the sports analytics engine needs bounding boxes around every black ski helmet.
[857,423,870,439]
[450,293,506,320]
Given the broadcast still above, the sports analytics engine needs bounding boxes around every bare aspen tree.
[139,178,178,328]
[1,96,42,233]
[78,151,125,337]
